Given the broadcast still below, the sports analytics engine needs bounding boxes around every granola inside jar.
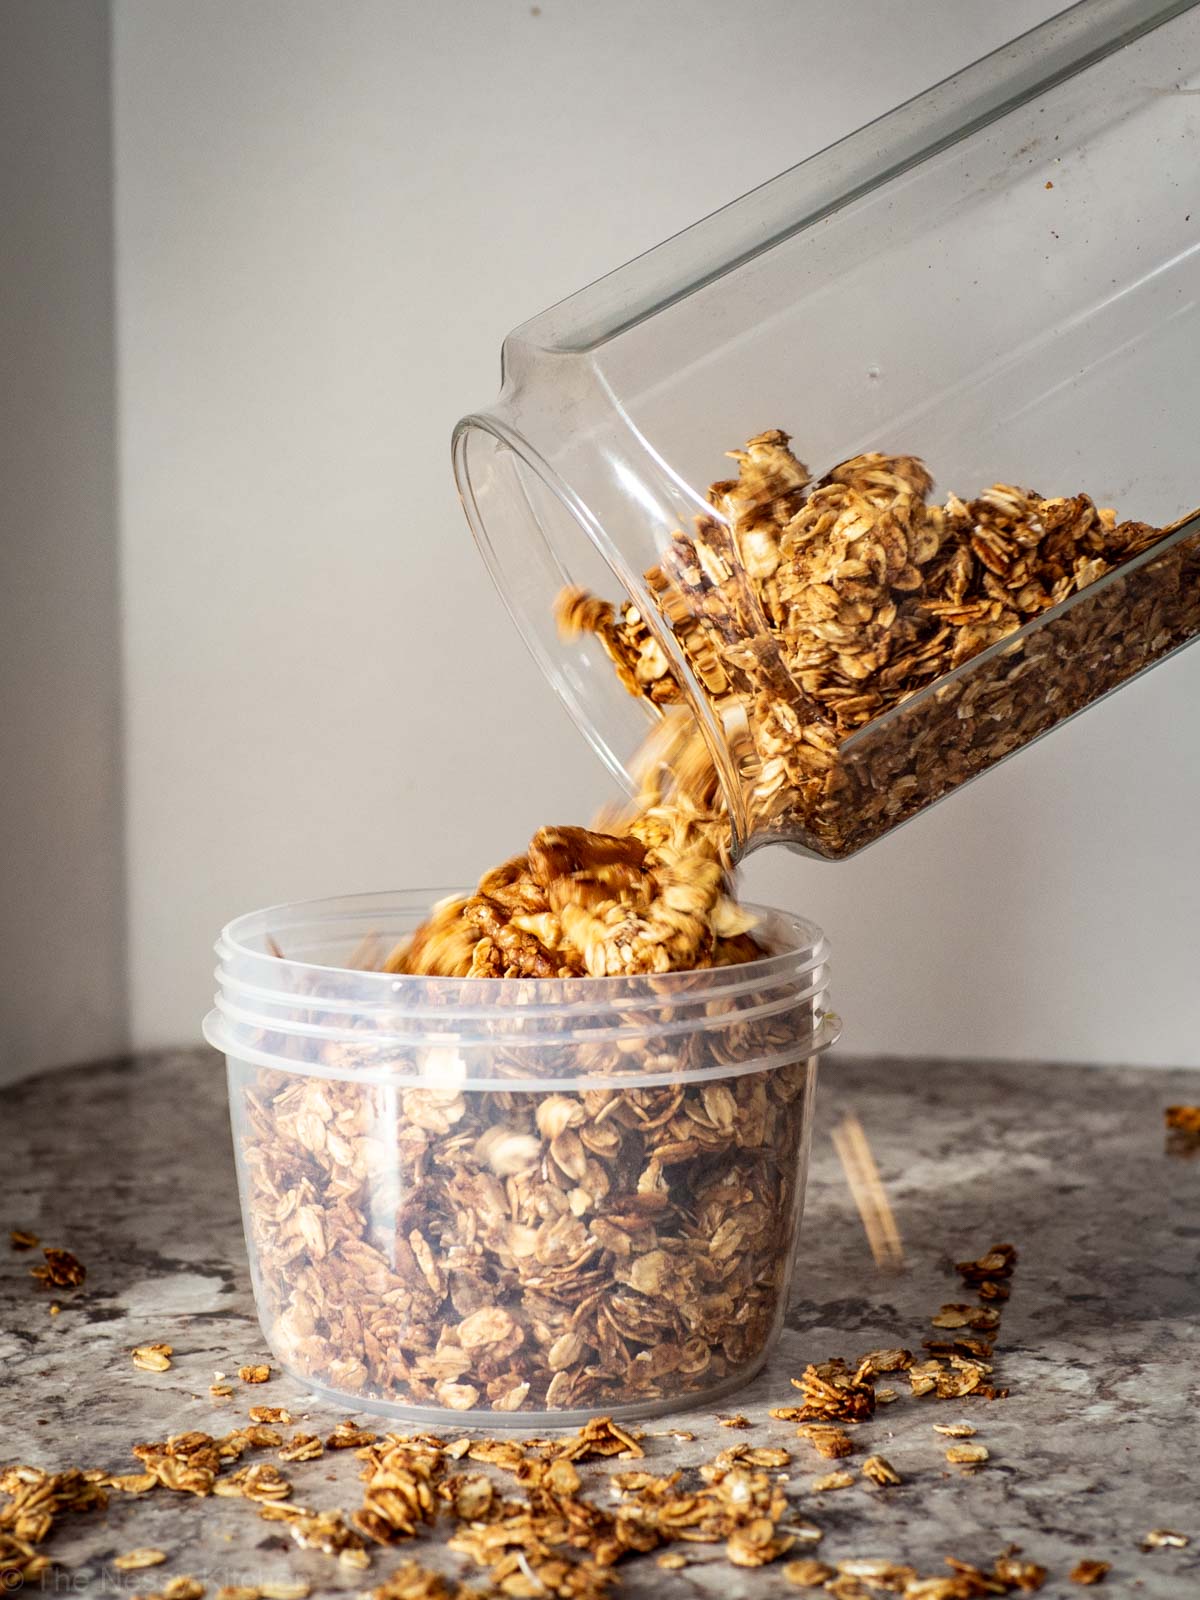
[205,890,837,1424]
[457,419,1200,863]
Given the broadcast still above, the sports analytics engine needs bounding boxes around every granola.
[132,1343,174,1373]
[560,430,1200,860]
[1069,1559,1111,1584]
[1165,1104,1200,1156]
[29,1246,86,1289]
[234,805,821,1421]
[239,1043,813,1414]
[384,820,758,980]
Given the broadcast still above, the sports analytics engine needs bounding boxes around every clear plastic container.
[203,890,838,1425]
[454,0,1200,861]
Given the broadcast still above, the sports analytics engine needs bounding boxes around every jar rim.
[211,884,830,1000]
[452,410,750,855]
[204,887,839,1089]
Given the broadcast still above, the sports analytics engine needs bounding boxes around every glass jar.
[454,0,1200,862]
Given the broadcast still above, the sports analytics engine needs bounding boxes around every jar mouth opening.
[202,887,840,1089]
[452,414,747,853]
[210,886,830,1002]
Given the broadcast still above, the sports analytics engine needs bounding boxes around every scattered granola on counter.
[1069,1559,1112,1585]
[1165,1104,1200,1156]
[29,1246,85,1289]
[131,1342,174,1373]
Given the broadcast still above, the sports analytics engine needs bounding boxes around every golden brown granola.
[278,1433,323,1463]
[1069,1559,1111,1585]
[29,1246,85,1289]
[1165,1104,1200,1156]
[239,1364,271,1384]
[861,1454,902,1486]
[384,821,758,981]
[810,1469,855,1492]
[240,1044,813,1414]
[791,1358,877,1423]
[784,1557,835,1587]
[1142,1528,1189,1549]
[796,1423,855,1460]
[9,1229,38,1251]
[113,1548,168,1570]
[132,1343,173,1373]
[364,1563,463,1600]
[561,430,1200,860]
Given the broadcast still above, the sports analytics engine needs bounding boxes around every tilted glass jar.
[454,0,1200,862]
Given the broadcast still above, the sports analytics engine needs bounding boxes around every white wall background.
[5,0,1198,1080]
[1,1,127,1084]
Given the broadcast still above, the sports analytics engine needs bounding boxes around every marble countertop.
[4,1049,1199,1598]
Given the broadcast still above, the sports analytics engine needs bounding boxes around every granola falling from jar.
[235,810,824,1416]
[559,430,1200,859]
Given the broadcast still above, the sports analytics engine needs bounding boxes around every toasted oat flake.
[840,1558,917,1587]
[810,1470,855,1492]
[931,1304,1001,1333]
[1142,1528,1189,1549]
[861,1454,901,1486]
[113,1549,168,1570]
[796,1423,854,1460]
[161,1580,205,1600]
[932,1422,976,1438]
[784,1557,835,1587]
[991,1553,1047,1590]
[719,1413,752,1429]
[1069,1559,1111,1584]
[656,1552,687,1569]
[325,1421,378,1449]
[9,1230,38,1251]
[945,1443,989,1466]
[238,1364,271,1384]
[132,1343,173,1372]
[278,1433,323,1463]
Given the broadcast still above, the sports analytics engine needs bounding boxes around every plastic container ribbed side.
[204,890,840,1425]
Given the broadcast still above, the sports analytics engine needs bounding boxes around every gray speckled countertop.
[3,1050,1199,1597]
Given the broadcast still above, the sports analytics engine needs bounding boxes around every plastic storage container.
[204,890,838,1425]
[454,0,1200,862]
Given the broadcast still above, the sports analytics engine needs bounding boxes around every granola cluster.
[559,430,1200,858]
[387,820,757,980]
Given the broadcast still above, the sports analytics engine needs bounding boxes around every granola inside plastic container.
[204,890,838,1425]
